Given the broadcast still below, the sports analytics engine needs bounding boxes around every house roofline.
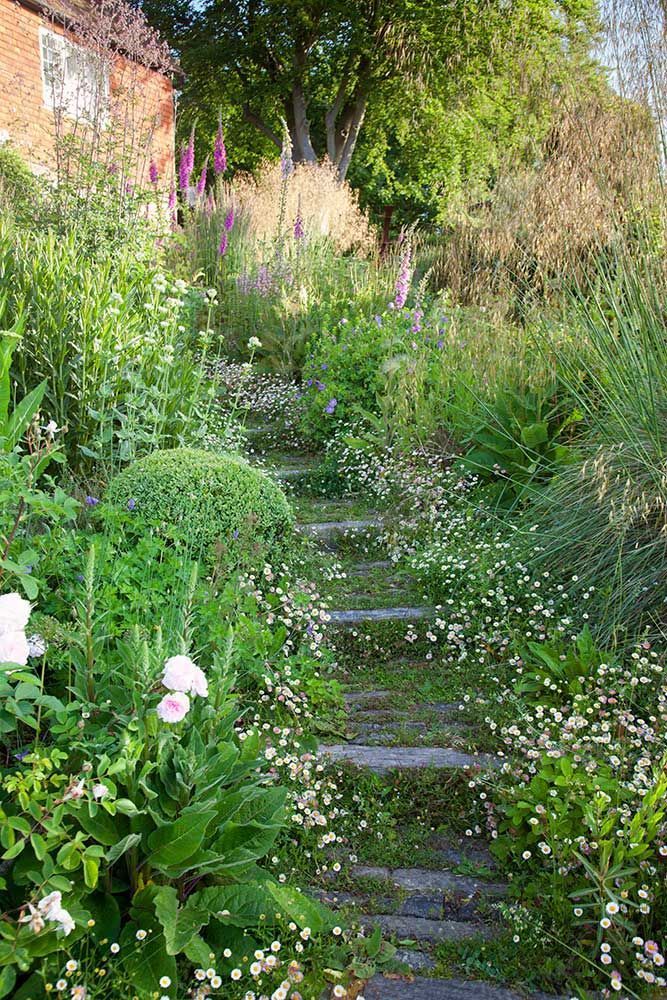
[12,0,182,76]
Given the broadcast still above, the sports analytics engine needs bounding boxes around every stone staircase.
[259,453,552,999]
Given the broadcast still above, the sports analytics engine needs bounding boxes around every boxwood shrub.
[106,448,294,558]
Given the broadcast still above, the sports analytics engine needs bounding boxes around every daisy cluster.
[208,361,305,449]
[42,925,353,999]
[482,637,667,994]
[239,563,330,660]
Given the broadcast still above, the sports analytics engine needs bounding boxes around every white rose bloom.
[0,593,31,633]
[0,629,30,665]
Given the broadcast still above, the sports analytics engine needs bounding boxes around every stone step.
[343,692,461,716]
[328,606,433,625]
[296,518,383,541]
[368,913,493,944]
[345,865,507,899]
[316,889,449,921]
[273,467,311,480]
[344,689,393,707]
[319,744,497,774]
[364,977,560,1000]
[347,720,468,746]
[395,948,436,972]
[347,560,393,575]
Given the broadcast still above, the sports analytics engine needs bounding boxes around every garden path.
[256,438,556,1000]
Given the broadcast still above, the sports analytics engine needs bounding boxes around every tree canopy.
[143,0,602,222]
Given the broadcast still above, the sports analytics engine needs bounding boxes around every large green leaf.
[520,421,549,449]
[266,883,334,933]
[210,820,284,870]
[2,380,47,452]
[106,832,142,865]
[186,883,275,928]
[146,808,216,870]
[154,885,209,956]
[120,920,177,996]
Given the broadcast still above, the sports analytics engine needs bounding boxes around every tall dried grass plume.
[227,158,375,254]
[434,95,661,306]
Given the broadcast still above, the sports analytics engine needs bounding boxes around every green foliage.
[457,384,576,507]
[300,309,388,446]
[105,448,294,560]
[0,147,40,225]
[146,0,599,221]
[532,252,667,639]
[0,331,78,598]
[516,626,606,705]
[0,224,219,472]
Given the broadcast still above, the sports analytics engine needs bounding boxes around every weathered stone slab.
[328,606,433,624]
[296,518,382,539]
[273,467,310,479]
[364,977,551,1000]
[314,888,445,921]
[319,744,497,774]
[344,690,393,706]
[347,560,393,575]
[369,913,492,943]
[394,948,436,972]
[349,866,506,898]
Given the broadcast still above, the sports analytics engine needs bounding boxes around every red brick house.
[0,0,175,186]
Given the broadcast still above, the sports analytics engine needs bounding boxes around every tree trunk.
[291,83,318,163]
[335,94,367,180]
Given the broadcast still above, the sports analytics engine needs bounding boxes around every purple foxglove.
[196,157,208,197]
[214,117,227,174]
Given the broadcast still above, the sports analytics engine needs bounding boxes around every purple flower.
[394,240,412,309]
[85,496,99,507]
[236,270,252,294]
[321,363,328,370]
[149,159,159,184]
[254,265,272,296]
[437,339,444,349]
[196,157,208,198]
[224,206,235,232]
[168,186,176,212]
[218,231,228,256]
[315,380,325,391]
[214,117,227,175]
[374,314,383,327]
[127,498,136,511]
[179,128,195,192]
[325,397,337,414]
[280,122,293,180]
[293,212,304,240]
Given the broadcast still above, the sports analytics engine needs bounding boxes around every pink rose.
[162,655,208,698]
[156,691,190,723]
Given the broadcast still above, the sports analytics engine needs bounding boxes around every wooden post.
[380,204,394,257]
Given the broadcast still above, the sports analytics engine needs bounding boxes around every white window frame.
[39,26,109,126]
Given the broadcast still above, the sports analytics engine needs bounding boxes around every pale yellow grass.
[223,158,375,254]
[435,95,662,304]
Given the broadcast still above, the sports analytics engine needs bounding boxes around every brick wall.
[0,0,174,186]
